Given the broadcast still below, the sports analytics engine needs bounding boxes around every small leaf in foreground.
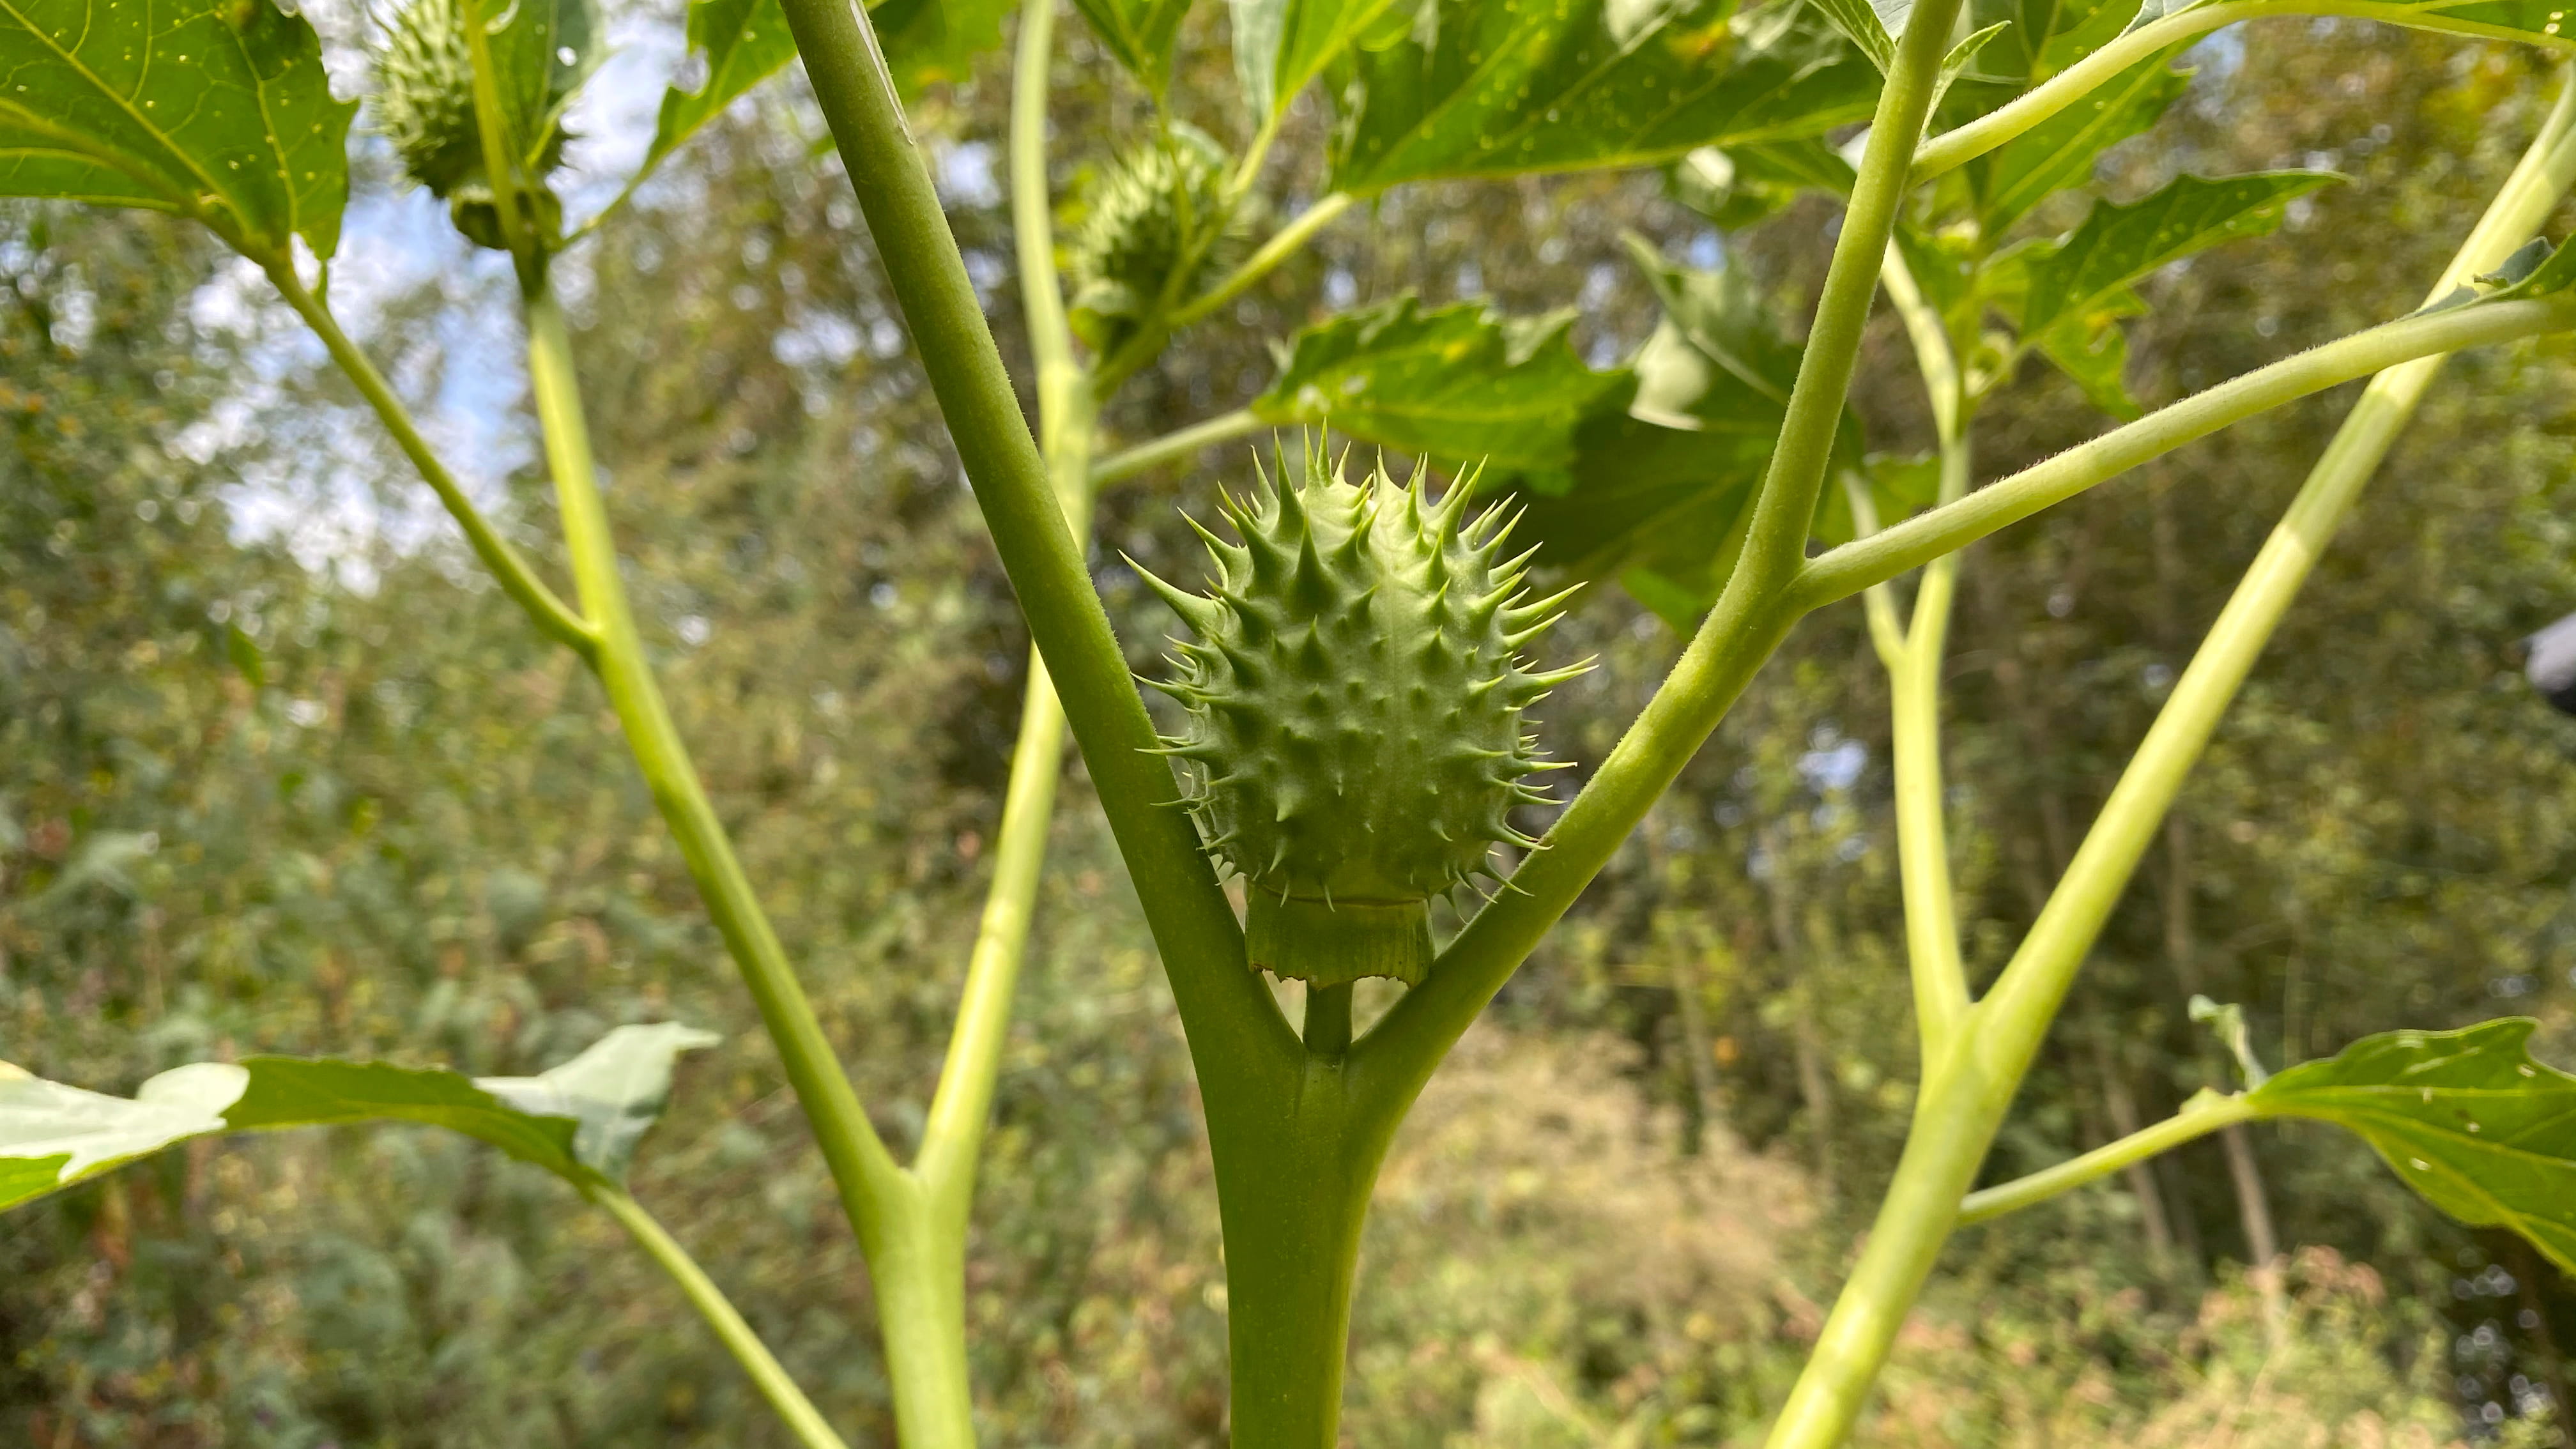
[2251,1019,2576,1275]
[1073,0,1196,92]
[1971,49,2191,233]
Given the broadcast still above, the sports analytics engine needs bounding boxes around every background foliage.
[8,12,2576,1447]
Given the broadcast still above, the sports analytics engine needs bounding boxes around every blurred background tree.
[8,12,2576,1448]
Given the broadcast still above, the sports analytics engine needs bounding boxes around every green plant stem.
[532,290,988,1444]
[586,1184,854,1449]
[1221,1071,1372,1448]
[1790,295,2576,613]
[1954,1094,2255,1227]
[262,264,597,658]
[456,0,539,286]
[1351,0,1966,1144]
[1761,67,2576,1449]
[916,0,1098,1208]
[1912,2,2575,183]
[1970,71,2576,1103]
[775,0,1295,1101]
[1871,241,1972,1058]
[1172,194,1354,329]
[1091,408,1264,487]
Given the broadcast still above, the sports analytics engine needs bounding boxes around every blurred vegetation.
[10,11,2576,1448]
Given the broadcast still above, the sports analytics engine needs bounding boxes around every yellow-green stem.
[1954,1094,2255,1227]
[586,1185,854,1449]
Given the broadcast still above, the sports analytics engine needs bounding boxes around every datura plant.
[15,0,2576,1441]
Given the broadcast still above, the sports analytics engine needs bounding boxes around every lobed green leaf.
[0,0,357,261]
[1327,0,1877,196]
[1073,0,1195,92]
[1971,47,2189,233]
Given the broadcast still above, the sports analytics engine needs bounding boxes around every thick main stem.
[1218,1071,1372,1449]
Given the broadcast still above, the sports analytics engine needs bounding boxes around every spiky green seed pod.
[1068,125,1241,352]
[1135,448,1586,988]
[372,0,572,250]
[375,0,482,196]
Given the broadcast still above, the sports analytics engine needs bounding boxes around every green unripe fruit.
[373,0,572,251]
[1135,449,1585,988]
[1068,125,1241,353]
[376,0,481,197]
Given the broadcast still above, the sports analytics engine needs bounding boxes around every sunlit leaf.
[0,0,356,262]
[1328,0,1877,195]
[2018,170,2334,342]
[1251,296,1631,475]
[645,0,798,176]
[1229,0,1407,122]
[0,1023,719,1210]
[2251,1020,2576,1274]
[1971,47,2189,231]
[1808,0,1907,70]
[1073,0,1195,91]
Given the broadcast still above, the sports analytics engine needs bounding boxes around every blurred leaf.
[645,0,798,176]
[1808,0,1907,70]
[1074,0,1195,91]
[1972,49,2189,231]
[1671,139,1853,229]
[1506,234,1869,619]
[872,0,1021,92]
[1229,0,1407,122]
[1251,296,1631,475]
[2036,309,2140,417]
[0,0,357,262]
[2018,170,2334,342]
[224,622,266,687]
[2251,1020,2576,1274]
[1969,0,2139,79]
[485,0,606,172]
[0,1024,719,1209]
[1328,0,1877,196]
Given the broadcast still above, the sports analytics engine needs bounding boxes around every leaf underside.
[2255,1019,2576,1275]
[0,1023,718,1210]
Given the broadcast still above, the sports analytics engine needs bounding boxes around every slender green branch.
[263,263,598,658]
[523,289,907,1224]
[457,0,540,285]
[1790,296,2576,614]
[917,0,1098,1206]
[1172,194,1356,330]
[1912,1,2576,183]
[1954,1094,2254,1227]
[1091,408,1265,487]
[774,0,1299,1104]
[1843,476,1908,668]
[586,1184,854,1449]
[1349,0,1968,1149]
[1872,242,1972,1057]
[1970,73,2576,1091]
